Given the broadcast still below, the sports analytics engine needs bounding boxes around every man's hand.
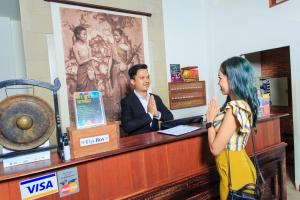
[147,95,158,117]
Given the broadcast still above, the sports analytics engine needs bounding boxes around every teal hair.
[220,56,259,127]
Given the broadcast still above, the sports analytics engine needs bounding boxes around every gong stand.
[0,78,65,161]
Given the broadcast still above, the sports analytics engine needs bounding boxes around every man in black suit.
[121,64,173,135]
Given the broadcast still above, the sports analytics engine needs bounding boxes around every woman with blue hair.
[206,56,259,199]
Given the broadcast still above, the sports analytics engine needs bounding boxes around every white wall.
[0,17,26,99]
[163,0,300,190]
[162,0,212,119]
[0,0,21,20]
[0,17,15,82]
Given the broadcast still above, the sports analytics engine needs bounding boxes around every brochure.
[74,91,106,129]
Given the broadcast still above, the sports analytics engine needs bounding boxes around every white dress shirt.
[134,90,161,121]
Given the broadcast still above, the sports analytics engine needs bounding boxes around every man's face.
[131,69,150,92]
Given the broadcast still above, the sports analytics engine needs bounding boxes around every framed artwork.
[269,0,289,7]
[49,1,150,132]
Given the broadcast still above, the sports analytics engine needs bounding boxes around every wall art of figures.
[58,7,146,125]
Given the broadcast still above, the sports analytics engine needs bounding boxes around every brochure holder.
[68,122,120,159]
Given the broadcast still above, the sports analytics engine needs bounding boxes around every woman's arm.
[206,98,239,156]
[208,108,239,156]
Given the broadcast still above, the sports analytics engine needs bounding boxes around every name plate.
[80,134,109,147]
[68,123,119,159]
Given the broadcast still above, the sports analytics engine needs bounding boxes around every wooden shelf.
[168,81,206,110]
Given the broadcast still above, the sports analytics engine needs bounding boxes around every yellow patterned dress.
[213,100,257,200]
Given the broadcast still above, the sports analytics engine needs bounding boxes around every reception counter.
[0,114,288,199]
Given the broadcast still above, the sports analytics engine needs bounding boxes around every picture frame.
[269,0,289,7]
[48,1,150,132]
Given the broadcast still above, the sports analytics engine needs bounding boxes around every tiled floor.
[287,165,300,200]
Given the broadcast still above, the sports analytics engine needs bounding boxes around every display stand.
[0,78,64,160]
[68,123,120,159]
[2,141,51,167]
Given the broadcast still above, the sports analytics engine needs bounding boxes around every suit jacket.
[121,92,174,135]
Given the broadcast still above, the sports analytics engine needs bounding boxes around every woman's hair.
[73,25,86,40]
[220,56,259,127]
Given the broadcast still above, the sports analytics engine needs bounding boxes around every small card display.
[57,167,80,197]
[74,91,106,129]
[170,64,183,83]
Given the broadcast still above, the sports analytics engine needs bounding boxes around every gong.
[0,95,55,151]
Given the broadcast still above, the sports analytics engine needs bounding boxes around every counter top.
[0,113,288,182]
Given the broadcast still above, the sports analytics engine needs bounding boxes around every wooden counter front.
[0,114,287,200]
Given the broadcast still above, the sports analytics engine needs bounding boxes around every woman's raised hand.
[207,98,219,123]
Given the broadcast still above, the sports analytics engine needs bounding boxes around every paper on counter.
[158,125,200,136]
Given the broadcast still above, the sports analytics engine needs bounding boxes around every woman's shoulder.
[226,100,251,113]
[225,100,253,133]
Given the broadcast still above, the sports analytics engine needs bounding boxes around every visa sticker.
[19,173,58,200]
